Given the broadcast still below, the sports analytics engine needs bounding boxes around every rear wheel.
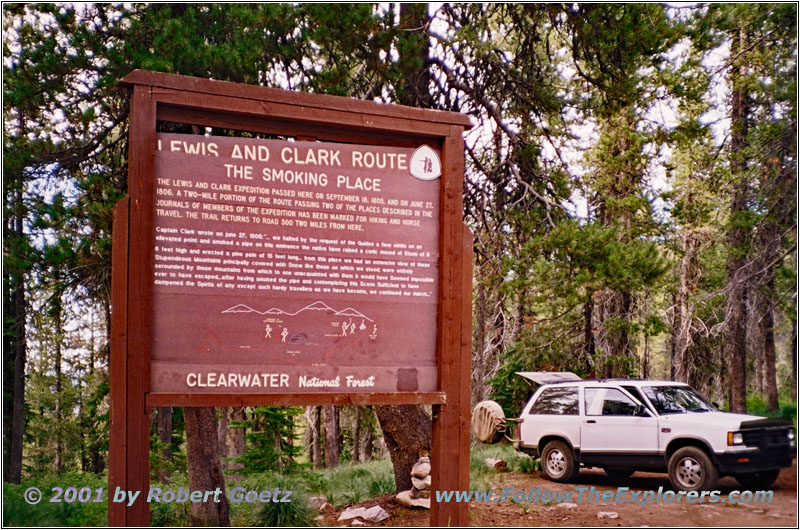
[734,469,780,489]
[541,441,578,483]
[603,467,635,479]
[668,446,719,492]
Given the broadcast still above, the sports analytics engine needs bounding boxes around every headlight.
[727,431,744,446]
[788,429,795,446]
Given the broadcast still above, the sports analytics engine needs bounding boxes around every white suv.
[503,373,794,491]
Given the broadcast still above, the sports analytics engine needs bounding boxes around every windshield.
[642,386,717,415]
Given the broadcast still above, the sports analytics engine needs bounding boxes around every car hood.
[658,411,765,430]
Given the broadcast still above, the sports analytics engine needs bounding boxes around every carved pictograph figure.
[210,301,377,361]
[369,324,378,340]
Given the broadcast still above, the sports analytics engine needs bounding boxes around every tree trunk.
[6,186,27,484]
[304,406,322,469]
[352,406,361,464]
[753,326,764,397]
[397,3,433,108]
[227,407,245,477]
[595,288,633,377]
[792,320,797,401]
[3,281,14,481]
[310,406,322,469]
[725,193,749,413]
[217,407,229,470]
[184,407,230,526]
[762,276,779,411]
[749,282,765,396]
[725,27,750,414]
[668,291,677,380]
[792,324,797,402]
[360,413,374,463]
[157,407,173,482]
[323,405,339,468]
[583,297,596,375]
[54,296,63,475]
[375,405,431,492]
[472,281,487,405]
[674,231,701,383]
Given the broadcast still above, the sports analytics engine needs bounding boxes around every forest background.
[2,2,797,526]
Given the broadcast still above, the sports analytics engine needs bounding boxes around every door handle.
[585,420,596,424]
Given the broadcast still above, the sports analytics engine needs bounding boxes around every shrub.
[254,475,316,527]
[3,473,107,527]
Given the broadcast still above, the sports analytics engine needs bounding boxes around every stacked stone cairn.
[395,455,431,509]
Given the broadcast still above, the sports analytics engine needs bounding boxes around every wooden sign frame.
[110,70,472,526]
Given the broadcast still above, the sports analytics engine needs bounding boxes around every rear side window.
[585,388,638,416]
[529,386,579,415]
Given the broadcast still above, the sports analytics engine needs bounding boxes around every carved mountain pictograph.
[197,301,377,365]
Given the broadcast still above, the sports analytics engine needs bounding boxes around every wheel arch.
[539,435,577,459]
[665,437,715,464]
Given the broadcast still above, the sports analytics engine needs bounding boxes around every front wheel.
[541,441,578,483]
[734,469,780,489]
[668,447,719,492]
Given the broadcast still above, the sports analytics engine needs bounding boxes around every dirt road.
[324,462,797,527]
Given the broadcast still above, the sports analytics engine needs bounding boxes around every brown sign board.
[152,134,441,393]
[110,70,472,527]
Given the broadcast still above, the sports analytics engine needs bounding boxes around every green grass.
[3,473,107,527]
[468,442,538,490]
[3,459,396,527]
[6,445,540,526]
[299,457,395,508]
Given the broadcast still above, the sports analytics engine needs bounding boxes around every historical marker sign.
[152,134,441,393]
[110,70,472,527]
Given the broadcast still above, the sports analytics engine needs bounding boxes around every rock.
[338,507,366,521]
[485,457,507,471]
[319,502,335,513]
[412,474,432,490]
[315,515,326,522]
[351,519,366,526]
[556,503,578,509]
[309,496,329,511]
[411,457,431,478]
[362,505,389,523]
[396,489,431,509]
[411,487,431,499]
[597,511,619,520]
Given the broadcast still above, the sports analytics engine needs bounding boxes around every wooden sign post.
[110,70,472,526]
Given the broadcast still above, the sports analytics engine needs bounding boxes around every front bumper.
[714,448,793,475]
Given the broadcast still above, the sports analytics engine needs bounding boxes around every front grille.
[741,427,791,448]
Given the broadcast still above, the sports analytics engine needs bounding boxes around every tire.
[541,441,578,483]
[603,467,635,479]
[734,469,780,489]
[668,446,719,492]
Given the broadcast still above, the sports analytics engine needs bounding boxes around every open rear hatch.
[514,371,582,385]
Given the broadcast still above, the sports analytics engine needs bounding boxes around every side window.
[529,386,579,415]
[584,388,639,416]
[623,386,651,413]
